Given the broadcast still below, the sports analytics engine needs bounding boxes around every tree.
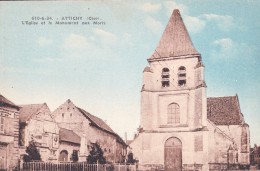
[23,141,41,162]
[86,142,106,164]
[127,152,136,164]
[71,150,79,162]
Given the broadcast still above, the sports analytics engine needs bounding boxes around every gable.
[52,99,126,146]
[32,104,53,121]
[19,104,43,122]
[19,103,53,122]
[207,96,243,125]
[52,99,87,123]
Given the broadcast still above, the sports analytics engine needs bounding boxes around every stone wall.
[130,131,209,171]
[53,100,126,163]
[21,104,59,162]
[217,124,250,165]
[0,106,20,170]
[59,141,80,161]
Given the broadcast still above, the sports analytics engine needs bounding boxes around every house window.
[178,66,186,86]
[0,116,4,133]
[167,103,180,124]
[161,68,170,87]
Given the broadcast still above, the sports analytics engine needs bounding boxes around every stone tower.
[131,9,209,171]
[141,9,207,131]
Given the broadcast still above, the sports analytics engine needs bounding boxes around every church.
[129,9,250,171]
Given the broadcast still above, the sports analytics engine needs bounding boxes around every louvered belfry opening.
[162,67,170,87]
[178,66,186,86]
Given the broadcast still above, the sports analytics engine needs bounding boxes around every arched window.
[167,103,180,124]
[178,66,186,86]
[161,68,170,87]
[59,150,68,161]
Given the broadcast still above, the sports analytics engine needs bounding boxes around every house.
[0,94,20,170]
[58,128,80,162]
[129,9,250,171]
[250,144,260,169]
[52,99,127,163]
[19,103,59,162]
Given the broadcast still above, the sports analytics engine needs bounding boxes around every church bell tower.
[141,9,207,131]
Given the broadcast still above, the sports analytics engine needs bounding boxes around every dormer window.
[161,68,170,87]
[178,66,186,86]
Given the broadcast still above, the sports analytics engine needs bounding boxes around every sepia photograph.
[0,1,259,171]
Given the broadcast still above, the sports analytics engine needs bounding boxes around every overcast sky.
[0,0,259,145]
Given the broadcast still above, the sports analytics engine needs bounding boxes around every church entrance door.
[164,137,182,171]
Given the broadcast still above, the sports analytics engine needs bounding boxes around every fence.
[208,163,250,171]
[22,162,137,171]
[21,162,252,171]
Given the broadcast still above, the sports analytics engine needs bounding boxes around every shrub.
[23,141,41,162]
[86,142,106,164]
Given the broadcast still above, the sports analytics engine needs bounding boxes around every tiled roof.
[77,107,115,134]
[19,104,44,122]
[76,107,126,146]
[59,128,81,144]
[207,95,244,125]
[148,9,200,62]
[0,94,20,109]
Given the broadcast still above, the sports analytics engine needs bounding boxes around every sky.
[0,0,259,145]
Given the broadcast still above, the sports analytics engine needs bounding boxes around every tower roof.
[148,9,200,62]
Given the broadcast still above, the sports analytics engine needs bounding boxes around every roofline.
[59,139,80,145]
[19,103,46,107]
[148,53,201,63]
[235,94,243,115]
[0,102,20,110]
[19,103,48,122]
[0,94,20,110]
[76,107,127,146]
[207,119,234,142]
[207,95,244,119]
[207,95,236,99]
[77,107,112,133]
